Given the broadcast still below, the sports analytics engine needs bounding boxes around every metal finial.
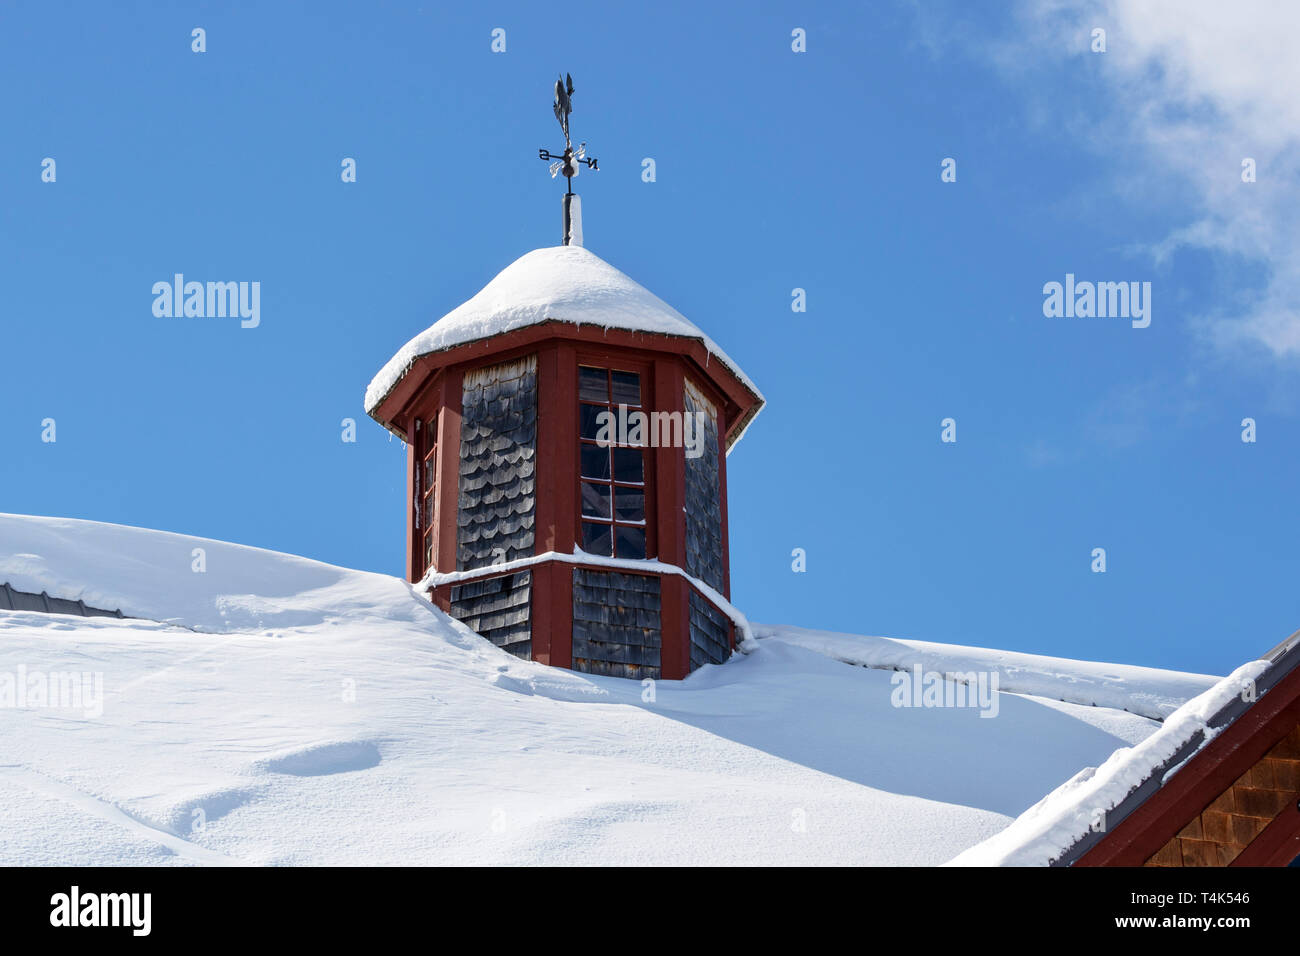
[538,72,598,199]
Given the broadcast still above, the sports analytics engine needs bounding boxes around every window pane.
[579,403,607,442]
[424,531,433,567]
[613,485,644,523]
[423,458,435,488]
[582,521,613,556]
[615,525,646,560]
[423,496,433,526]
[612,447,643,483]
[581,482,611,519]
[580,444,610,480]
[579,366,608,402]
[611,370,641,407]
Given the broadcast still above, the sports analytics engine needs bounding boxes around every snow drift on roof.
[364,245,764,428]
[757,624,1219,721]
[0,513,1197,865]
[946,660,1267,867]
[0,513,403,633]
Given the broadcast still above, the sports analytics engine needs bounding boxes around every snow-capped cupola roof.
[364,245,764,447]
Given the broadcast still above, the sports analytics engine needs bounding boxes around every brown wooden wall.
[1145,720,1300,867]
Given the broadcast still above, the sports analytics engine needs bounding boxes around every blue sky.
[2,1,1297,676]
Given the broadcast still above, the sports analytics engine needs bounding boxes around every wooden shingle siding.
[449,570,532,659]
[1145,721,1300,867]
[458,355,538,571]
[0,582,125,619]
[683,379,724,592]
[688,588,730,670]
[571,568,661,679]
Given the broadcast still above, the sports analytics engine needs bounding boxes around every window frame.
[418,409,439,575]
[575,355,656,560]
[408,373,444,581]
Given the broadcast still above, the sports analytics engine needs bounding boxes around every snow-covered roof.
[0,513,1220,865]
[948,661,1269,867]
[758,624,1218,721]
[950,630,1299,867]
[364,245,764,445]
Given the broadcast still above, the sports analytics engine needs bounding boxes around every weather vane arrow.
[538,72,598,197]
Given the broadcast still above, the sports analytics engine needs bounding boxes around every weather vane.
[538,73,598,197]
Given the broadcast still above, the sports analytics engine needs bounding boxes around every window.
[578,365,647,559]
[418,411,438,571]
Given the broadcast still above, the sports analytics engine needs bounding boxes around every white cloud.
[1090,1,1300,356]
[937,0,1300,357]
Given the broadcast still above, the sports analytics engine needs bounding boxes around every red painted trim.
[550,562,574,668]
[652,360,686,569]
[429,586,450,614]
[371,321,761,452]
[404,412,416,583]
[533,343,560,555]
[552,344,579,555]
[532,344,573,670]
[403,372,448,582]
[434,369,462,575]
[1076,661,1300,866]
[528,561,553,666]
[658,574,689,680]
[714,392,733,606]
[1230,799,1300,866]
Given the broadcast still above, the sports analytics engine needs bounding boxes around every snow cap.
[365,245,764,448]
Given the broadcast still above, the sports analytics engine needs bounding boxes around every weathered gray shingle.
[457,356,538,571]
[571,568,662,680]
[684,380,724,592]
[449,571,532,659]
[689,588,730,670]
